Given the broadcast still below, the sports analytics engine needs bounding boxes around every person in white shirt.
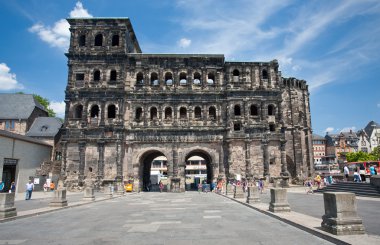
[25,180,34,200]
[344,165,349,181]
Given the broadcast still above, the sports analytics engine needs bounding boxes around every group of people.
[0,180,16,193]
[344,164,378,183]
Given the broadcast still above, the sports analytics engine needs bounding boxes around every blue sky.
[0,0,379,135]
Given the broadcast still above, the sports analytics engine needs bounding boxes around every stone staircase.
[314,182,380,198]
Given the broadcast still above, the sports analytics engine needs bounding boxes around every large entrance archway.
[139,150,167,192]
[185,151,213,191]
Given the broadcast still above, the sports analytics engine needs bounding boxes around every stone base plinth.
[49,188,68,207]
[0,193,17,218]
[321,192,365,235]
[83,187,95,201]
[234,186,245,199]
[226,184,234,197]
[246,186,260,203]
[269,188,291,213]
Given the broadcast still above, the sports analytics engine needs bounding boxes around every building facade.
[364,121,380,151]
[60,18,314,191]
[0,130,52,193]
[325,131,359,164]
[312,134,326,165]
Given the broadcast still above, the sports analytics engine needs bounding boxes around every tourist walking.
[258,179,264,194]
[314,174,322,190]
[10,181,16,193]
[50,181,55,191]
[0,181,4,193]
[370,165,376,176]
[25,180,34,200]
[344,165,349,181]
[159,180,164,193]
[306,179,313,194]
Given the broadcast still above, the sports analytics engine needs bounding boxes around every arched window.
[136,72,144,85]
[268,105,274,116]
[180,107,187,119]
[90,105,99,118]
[110,70,117,81]
[250,105,258,116]
[74,104,83,119]
[112,35,119,46]
[193,72,201,85]
[78,35,86,47]
[179,72,187,85]
[207,73,215,84]
[150,72,159,86]
[94,34,103,46]
[165,72,173,85]
[234,105,241,116]
[165,107,172,119]
[93,70,100,81]
[262,69,268,79]
[209,106,216,119]
[107,104,116,119]
[194,107,202,119]
[150,107,157,120]
[135,107,142,120]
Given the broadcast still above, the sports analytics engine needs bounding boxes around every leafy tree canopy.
[346,151,378,162]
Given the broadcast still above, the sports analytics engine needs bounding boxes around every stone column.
[116,140,123,180]
[82,101,88,127]
[262,137,269,177]
[0,193,17,218]
[269,188,291,212]
[245,140,251,179]
[78,141,86,186]
[172,144,179,177]
[99,100,105,126]
[49,188,68,207]
[218,143,225,178]
[60,140,67,177]
[321,192,365,235]
[280,139,290,187]
[97,141,105,181]
[64,99,70,127]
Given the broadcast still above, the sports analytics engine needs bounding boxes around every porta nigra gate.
[60,18,314,192]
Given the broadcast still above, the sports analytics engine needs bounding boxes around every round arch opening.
[185,150,213,191]
[139,151,168,192]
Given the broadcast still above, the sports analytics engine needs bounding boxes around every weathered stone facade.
[60,18,314,191]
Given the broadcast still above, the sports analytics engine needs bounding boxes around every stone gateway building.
[61,18,314,191]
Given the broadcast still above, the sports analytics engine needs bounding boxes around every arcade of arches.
[60,18,314,191]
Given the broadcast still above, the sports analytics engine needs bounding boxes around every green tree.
[346,151,377,162]
[370,146,380,160]
[16,92,56,117]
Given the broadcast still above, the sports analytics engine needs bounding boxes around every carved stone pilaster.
[60,141,67,177]
[97,141,105,180]
[78,141,86,185]
[116,140,123,180]
[262,135,269,177]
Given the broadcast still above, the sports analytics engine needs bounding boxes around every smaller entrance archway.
[185,151,213,191]
[140,151,168,192]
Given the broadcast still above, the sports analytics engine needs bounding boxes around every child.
[306,179,313,194]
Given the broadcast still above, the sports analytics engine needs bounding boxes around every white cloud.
[69,2,92,18]
[29,2,92,51]
[340,127,356,133]
[377,103,380,108]
[325,127,334,133]
[50,101,66,118]
[178,38,191,48]
[0,63,24,90]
